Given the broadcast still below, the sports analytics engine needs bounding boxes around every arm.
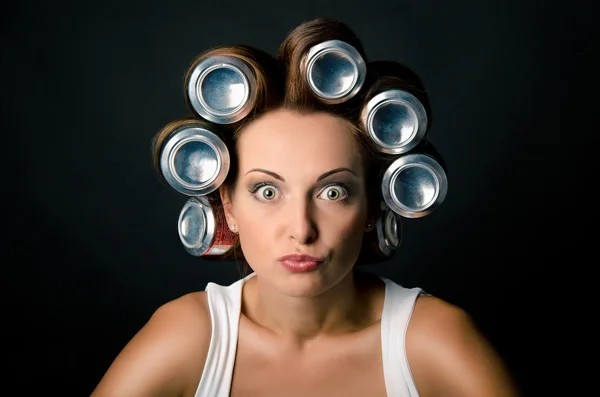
[90,292,212,397]
[406,296,521,397]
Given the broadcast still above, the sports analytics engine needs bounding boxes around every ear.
[365,197,380,233]
[219,185,236,226]
[365,213,376,232]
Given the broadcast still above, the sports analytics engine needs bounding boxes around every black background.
[4,0,594,395]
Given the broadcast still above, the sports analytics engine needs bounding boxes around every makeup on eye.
[247,180,354,202]
[317,182,352,201]
[248,182,280,201]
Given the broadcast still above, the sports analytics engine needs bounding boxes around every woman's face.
[222,109,371,297]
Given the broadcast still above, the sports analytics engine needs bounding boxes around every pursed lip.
[277,254,325,262]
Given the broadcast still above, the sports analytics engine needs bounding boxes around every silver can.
[375,202,403,257]
[178,196,238,256]
[360,89,428,154]
[303,39,366,104]
[160,125,230,196]
[186,55,257,124]
[381,153,448,218]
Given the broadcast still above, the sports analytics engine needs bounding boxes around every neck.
[243,270,376,346]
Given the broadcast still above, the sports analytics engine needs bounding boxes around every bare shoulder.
[406,295,521,397]
[90,291,212,397]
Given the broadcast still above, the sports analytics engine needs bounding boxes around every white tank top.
[194,273,424,397]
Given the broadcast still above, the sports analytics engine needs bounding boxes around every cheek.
[346,219,370,259]
[341,212,367,240]
[237,212,264,241]
[230,199,271,261]
[321,205,367,242]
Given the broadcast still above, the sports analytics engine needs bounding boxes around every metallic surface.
[304,40,366,104]
[360,89,428,154]
[381,153,448,218]
[187,55,257,124]
[160,126,230,196]
[178,196,215,256]
[376,202,403,257]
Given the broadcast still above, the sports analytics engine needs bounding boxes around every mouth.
[277,254,325,273]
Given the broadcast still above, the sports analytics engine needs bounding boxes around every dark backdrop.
[5,0,593,395]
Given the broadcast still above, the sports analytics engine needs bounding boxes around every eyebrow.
[244,167,357,182]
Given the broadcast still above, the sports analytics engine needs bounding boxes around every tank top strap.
[380,277,427,397]
[193,273,255,397]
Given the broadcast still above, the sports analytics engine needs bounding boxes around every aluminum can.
[360,89,428,155]
[178,196,238,256]
[375,201,403,257]
[159,124,230,196]
[381,153,448,218]
[186,55,257,124]
[358,202,402,262]
[302,39,366,104]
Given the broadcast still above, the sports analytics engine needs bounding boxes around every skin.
[222,108,374,343]
[90,109,520,397]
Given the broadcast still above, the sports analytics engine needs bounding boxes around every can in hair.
[360,89,428,155]
[303,39,366,104]
[375,202,403,257]
[186,55,257,124]
[178,196,238,256]
[381,153,448,218]
[160,125,230,196]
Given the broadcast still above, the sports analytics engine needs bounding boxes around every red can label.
[204,201,238,256]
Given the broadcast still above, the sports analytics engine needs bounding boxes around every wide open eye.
[250,183,280,202]
[317,184,349,201]
[259,186,277,200]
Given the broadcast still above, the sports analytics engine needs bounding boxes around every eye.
[318,183,349,201]
[250,183,279,201]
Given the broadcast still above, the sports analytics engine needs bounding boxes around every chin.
[271,262,355,297]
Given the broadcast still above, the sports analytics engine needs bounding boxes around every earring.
[230,224,238,234]
[365,223,373,232]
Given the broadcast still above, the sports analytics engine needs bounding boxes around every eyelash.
[248,182,352,202]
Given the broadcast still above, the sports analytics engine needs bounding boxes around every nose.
[288,196,317,245]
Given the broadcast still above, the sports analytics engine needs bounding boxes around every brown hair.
[151,18,432,277]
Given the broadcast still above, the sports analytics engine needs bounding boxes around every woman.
[91,18,520,397]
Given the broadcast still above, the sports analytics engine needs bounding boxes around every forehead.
[236,109,363,172]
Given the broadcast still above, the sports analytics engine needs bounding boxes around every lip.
[277,254,325,262]
[278,254,325,273]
